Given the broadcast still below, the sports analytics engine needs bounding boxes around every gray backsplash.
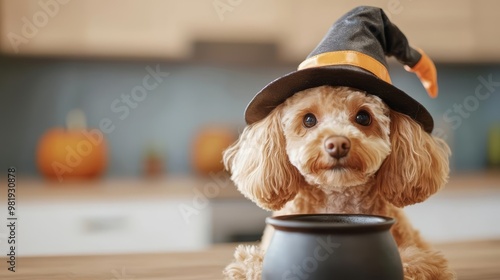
[1,57,499,177]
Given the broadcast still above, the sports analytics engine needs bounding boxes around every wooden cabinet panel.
[0,0,498,62]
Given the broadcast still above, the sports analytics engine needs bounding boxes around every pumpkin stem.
[66,108,87,130]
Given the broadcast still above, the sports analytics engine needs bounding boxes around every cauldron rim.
[266,214,395,233]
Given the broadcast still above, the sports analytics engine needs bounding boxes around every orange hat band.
[297,50,392,84]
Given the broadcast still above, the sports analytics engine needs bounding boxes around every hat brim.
[245,65,433,133]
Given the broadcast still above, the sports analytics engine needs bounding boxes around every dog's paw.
[223,245,264,280]
[401,247,456,280]
[402,263,415,280]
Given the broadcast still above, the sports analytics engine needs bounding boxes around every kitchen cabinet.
[1,172,498,256]
[1,0,499,62]
[0,177,215,256]
[0,176,268,256]
[405,172,500,242]
[15,198,211,256]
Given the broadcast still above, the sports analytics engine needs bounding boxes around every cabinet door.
[13,198,211,256]
[2,0,499,62]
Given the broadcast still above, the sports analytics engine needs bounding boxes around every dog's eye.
[355,110,371,126]
[303,113,317,128]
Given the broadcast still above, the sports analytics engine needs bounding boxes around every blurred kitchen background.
[0,0,499,256]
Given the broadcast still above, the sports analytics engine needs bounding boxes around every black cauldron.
[262,214,403,280]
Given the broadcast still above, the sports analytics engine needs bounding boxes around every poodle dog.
[223,85,454,280]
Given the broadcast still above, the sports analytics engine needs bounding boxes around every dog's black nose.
[324,136,351,159]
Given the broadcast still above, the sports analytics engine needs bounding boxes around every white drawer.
[9,198,211,256]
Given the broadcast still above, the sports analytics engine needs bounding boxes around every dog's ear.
[376,110,450,207]
[223,108,302,211]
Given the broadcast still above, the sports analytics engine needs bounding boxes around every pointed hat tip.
[405,49,438,99]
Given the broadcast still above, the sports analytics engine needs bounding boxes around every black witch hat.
[245,6,438,133]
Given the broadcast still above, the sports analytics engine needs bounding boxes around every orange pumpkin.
[36,128,108,181]
[191,127,236,175]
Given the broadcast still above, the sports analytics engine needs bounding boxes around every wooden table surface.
[1,240,499,280]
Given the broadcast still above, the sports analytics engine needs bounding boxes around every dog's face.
[281,86,391,188]
[224,85,450,211]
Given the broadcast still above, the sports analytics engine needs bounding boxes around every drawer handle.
[83,216,129,233]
